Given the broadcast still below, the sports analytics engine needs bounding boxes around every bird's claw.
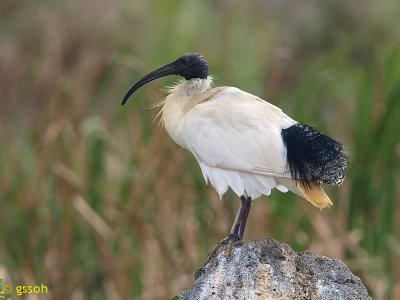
[204,234,241,265]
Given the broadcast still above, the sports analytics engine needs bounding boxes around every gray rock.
[180,238,371,300]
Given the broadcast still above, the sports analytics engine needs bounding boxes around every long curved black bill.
[121,62,178,105]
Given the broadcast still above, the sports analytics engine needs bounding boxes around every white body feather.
[161,77,298,200]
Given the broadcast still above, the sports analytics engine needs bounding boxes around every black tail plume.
[281,123,349,188]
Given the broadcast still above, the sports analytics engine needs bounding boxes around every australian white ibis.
[122,53,349,254]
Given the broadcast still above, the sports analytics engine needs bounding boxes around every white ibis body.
[122,53,349,243]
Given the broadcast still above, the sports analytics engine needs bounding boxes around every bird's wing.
[180,87,296,177]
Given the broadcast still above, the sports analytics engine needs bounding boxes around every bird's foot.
[204,234,241,265]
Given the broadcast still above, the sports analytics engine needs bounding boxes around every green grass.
[0,0,399,299]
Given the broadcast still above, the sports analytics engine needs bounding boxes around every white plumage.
[161,78,296,200]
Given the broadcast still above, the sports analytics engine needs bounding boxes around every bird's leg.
[237,195,252,239]
[223,195,252,257]
[228,195,252,239]
[204,195,252,264]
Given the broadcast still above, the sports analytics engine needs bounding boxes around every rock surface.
[180,238,371,300]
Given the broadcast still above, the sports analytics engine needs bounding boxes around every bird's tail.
[275,178,333,209]
[297,181,332,209]
[281,123,349,188]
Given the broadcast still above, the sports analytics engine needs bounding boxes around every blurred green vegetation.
[0,0,399,299]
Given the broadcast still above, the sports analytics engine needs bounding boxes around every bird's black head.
[122,53,208,105]
[172,53,208,80]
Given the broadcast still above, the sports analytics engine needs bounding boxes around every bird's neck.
[167,76,213,97]
[161,76,213,149]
